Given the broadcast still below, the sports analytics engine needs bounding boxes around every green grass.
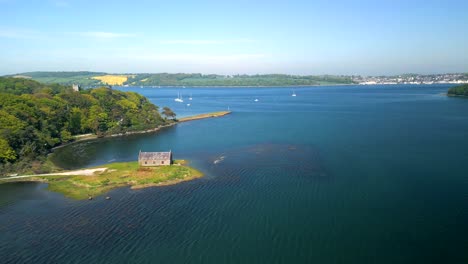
[41,160,202,200]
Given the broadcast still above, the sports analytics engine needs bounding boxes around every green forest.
[0,77,174,175]
[447,84,468,97]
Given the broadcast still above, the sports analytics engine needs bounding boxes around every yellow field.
[92,75,129,85]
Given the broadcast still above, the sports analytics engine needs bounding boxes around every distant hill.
[9,71,106,86]
[6,72,356,87]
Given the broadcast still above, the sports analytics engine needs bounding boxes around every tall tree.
[162,107,176,120]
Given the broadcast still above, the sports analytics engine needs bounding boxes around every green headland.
[447,83,468,97]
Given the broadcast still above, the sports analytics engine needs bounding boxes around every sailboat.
[174,92,184,102]
[254,98,259,102]
[291,89,297,97]
[189,93,193,100]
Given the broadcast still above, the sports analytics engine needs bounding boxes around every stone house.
[138,151,172,166]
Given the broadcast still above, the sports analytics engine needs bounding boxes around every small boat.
[254,99,259,102]
[174,92,184,102]
[189,93,193,100]
[186,103,191,106]
[292,89,297,97]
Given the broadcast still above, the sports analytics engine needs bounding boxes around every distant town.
[353,73,468,85]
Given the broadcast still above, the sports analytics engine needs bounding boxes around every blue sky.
[1,0,467,75]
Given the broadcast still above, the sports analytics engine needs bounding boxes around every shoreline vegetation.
[2,160,203,200]
[53,111,232,150]
[447,84,468,97]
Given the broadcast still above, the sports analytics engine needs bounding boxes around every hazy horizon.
[1,0,467,76]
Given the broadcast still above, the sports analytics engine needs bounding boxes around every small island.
[7,159,203,200]
[447,84,468,97]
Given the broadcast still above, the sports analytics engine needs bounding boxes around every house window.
[161,161,164,164]
[144,161,147,164]
[153,161,155,164]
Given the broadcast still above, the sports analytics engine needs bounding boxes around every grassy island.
[24,160,203,200]
[447,84,468,97]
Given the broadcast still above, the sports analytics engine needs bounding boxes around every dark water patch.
[207,143,330,181]
[0,182,49,211]
[50,126,178,169]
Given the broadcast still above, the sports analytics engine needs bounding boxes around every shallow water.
[1,85,467,263]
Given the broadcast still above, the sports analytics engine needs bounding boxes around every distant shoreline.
[447,94,468,98]
[117,84,355,88]
[114,83,459,89]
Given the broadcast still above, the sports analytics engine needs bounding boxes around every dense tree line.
[127,73,356,86]
[120,73,356,86]
[0,77,174,175]
[447,84,468,97]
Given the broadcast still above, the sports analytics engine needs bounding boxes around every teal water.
[1,85,467,263]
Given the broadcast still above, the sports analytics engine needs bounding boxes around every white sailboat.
[254,98,259,102]
[189,93,193,100]
[174,92,184,102]
[291,89,297,97]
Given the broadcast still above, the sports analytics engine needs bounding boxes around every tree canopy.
[448,84,468,97]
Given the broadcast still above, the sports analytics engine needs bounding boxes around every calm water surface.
[1,85,467,263]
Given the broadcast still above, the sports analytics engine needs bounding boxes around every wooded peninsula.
[0,77,176,175]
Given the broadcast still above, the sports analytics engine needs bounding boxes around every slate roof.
[139,151,172,160]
